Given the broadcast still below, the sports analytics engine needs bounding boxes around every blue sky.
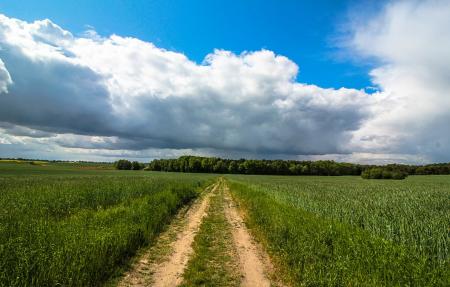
[0,0,376,89]
[0,0,449,164]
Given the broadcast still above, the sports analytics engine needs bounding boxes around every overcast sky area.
[0,0,449,164]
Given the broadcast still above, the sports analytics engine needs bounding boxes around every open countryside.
[1,1,450,286]
[0,159,448,286]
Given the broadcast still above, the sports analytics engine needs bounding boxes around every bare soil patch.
[117,183,216,287]
[223,186,272,287]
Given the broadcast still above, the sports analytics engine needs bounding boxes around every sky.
[0,0,449,164]
[0,0,375,89]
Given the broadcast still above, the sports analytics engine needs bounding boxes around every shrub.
[362,168,408,180]
[114,159,132,170]
[131,161,144,170]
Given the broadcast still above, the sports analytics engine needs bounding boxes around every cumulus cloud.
[1,0,449,163]
[0,13,371,158]
[0,58,11,93]
[345,0,450,162]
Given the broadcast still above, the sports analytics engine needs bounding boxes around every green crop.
[0,163,214,286]
[227,175,450,286]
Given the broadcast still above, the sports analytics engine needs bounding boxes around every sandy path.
[118,180,279,287]
[150,184,215,287]
[118,183,216,287]
[223,185,272,287]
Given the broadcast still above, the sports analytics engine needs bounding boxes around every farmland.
[0,161,449,286]
[227,175,450,286]
[0,162,214,286]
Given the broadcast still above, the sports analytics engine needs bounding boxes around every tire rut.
[223,183,272,287]
[118,183,217,287]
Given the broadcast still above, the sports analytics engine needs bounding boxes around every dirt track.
[117,179,277,287]
[223,186,272,287]
[150,184,215,287]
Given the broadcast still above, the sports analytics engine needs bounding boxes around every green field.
[0,162,214,286]
[227,175,450,286]
[0,162,449,286]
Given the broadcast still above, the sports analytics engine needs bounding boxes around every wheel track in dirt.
[222,182,273,287]
[118,183,216,287]
[118,179,283,287]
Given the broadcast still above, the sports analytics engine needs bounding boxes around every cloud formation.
[348,0,450,162]
[0,58,11,93]
[0,14,371,158]
[1,0,449,163]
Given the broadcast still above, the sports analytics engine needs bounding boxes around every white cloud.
[1,0,449,163]
[0,13,371,159]
[348,0,450,162]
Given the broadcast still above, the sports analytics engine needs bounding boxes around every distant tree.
[213,160,227,173]
[144,156,450,177]
[391,171,408,180]
[362,168,407,180]
[289,163,302,175]
[114,159,132,170]
[131,161,144,170]
[415,166,429,175]
[188,157,202,172]
[301,165,310,175]
[228,161,239,173]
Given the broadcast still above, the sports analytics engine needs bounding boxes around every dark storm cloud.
[0,122,55,138]
[0,47,115,136]
[0,14,372,157]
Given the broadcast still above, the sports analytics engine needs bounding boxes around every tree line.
[113,160,145,170]
[145,156,449,176]
[361,167,408,180]
[115,156,450,177]
[147,156,364,175]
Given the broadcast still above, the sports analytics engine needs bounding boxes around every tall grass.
[227,175,450,286]
[0,168,214,286]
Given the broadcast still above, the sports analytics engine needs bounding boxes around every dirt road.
[150,184,216,287]
[117,179,279,287]
[118,183,216,287]
[223,186,272,287]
